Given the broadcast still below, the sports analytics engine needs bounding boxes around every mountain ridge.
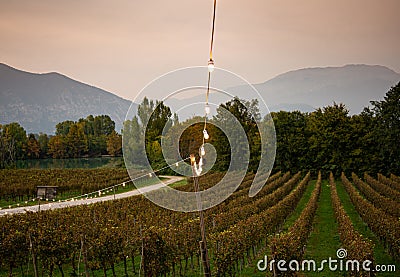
[1,63,399,134]
[231,64,400,113]
[0,63,133,134]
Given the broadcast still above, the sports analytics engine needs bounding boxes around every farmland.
[1,170,399,276]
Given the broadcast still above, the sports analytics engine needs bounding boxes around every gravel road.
[0,176,183,216]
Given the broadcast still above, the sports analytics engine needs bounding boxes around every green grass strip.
[303,179,342,276]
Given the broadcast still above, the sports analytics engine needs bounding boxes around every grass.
[280,179,316,231]
[169,178,188,188]
[303,179,342,276]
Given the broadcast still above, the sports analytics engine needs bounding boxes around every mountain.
[1,63,399,134]
[230,64,400,114]
[0,63,134,134]
[165,65,400,119]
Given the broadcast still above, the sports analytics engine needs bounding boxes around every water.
[15,157,124,169]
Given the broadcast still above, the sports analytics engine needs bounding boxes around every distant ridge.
[164,64,400,119]
[1,64,399,133]
[251,64,400,114]
[0,63,134,134]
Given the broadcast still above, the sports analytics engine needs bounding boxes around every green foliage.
[123,116,146,166]
[38,133,49,158]
[272,111,309,173]
[92,115,115,136]
[26,133,40,159]
[0,122,27,168]
[369,82,400,174]
[269,83,400,176]
[2,83,399,177]
[48,115,117,159]
[106,130,122,156]
[213,97,261,172]
[55,120,74,136]
[124,97,175,171]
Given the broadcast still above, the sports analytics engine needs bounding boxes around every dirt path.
[0,176,183,216]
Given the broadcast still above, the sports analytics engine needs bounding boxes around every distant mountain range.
[252,64,400,113]
[166,64,400,119]
[1,63,399,134]
[0,63,133,134]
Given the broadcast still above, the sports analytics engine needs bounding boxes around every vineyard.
[1,170,400,276]
[0,169,131,202]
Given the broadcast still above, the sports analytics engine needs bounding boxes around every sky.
[1,0,399,101]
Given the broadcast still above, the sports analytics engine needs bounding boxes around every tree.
[272,111,309,173]
[93,115,115,136]
[56,120,75,136]
[146,101,172,143]
[81,115,95,135]
[213,97,260,171]
[123,116,146,166]
[348,111,376,174]
[369,82,400,174]
[107,130,122,156]
[26,134,40,159]
[38,133,49,158]
[66,123,88,157]
[306,103,353,175]
[0,122,27,166]
[48,136,67,158]
[126,98,173,168]
[137,97,155,127]
[0,124,6,168]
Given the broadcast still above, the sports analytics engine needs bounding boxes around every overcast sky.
[1,0,399,101]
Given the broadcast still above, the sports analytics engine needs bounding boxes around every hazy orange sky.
[1,0,399,100]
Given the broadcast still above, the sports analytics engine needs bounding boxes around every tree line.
[1,82,399,175]
[0,115,122,168]
[124,82,399,176]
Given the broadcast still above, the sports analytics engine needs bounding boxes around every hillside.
[1,64,399,134]
[0,63,133,134]
[254,64,400,113]
[167,64,400,119]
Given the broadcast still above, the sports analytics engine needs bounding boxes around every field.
[0,169,399,276]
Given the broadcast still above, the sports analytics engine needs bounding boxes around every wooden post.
[29,233,38,277]
[190,155,212,277]
[81,236,90,277]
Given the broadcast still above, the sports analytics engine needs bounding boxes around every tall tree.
[66,123,88,157]
[369,82,400,174]
[93,115,115,136]
[38,133,49,158]
[107,130,122,156]
[123,116,146,166]
[26,133,40,159]
[213,97,261,171]
[1,122,27,163]
[306,103,352,175]
[48,135,67,158]
[137,97,155,127]
[143,99,173,143]
[272,111,309,173]
[55,120,75,136]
